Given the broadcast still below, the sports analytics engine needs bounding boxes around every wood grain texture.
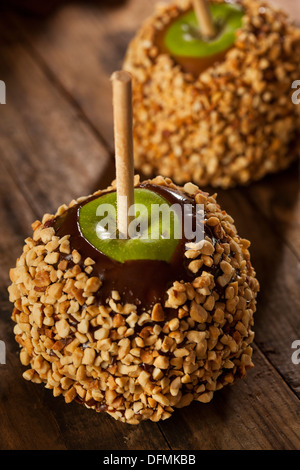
[243,167,300,258]
[8,0,155,151]
[0,0,299,450]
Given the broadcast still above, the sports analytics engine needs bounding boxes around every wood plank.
[7,0,155,153]
[0,29,110,216]
[0,20,169,450]
[242,165,300,258]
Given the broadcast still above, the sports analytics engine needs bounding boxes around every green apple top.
[78,188,181,263]
[164,2,244,58]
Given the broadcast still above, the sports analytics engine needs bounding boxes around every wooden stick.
[192,0,216,39]
[111,70,135,238]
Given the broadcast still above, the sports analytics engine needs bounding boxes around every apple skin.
[164,3,244,58]
[78,188,181,263]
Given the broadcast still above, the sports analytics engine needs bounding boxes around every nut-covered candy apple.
[124,0,300,188]
[8,72,259,424]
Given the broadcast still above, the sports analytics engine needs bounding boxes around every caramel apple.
[8,72,259,424]
[124,0,300,188]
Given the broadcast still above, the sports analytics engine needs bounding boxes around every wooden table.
[0,0,299,451]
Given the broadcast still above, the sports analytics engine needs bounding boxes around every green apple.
[164,2,244,58]
[78,188,181,263]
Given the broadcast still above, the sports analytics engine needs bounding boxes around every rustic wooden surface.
[0,0,299,450]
